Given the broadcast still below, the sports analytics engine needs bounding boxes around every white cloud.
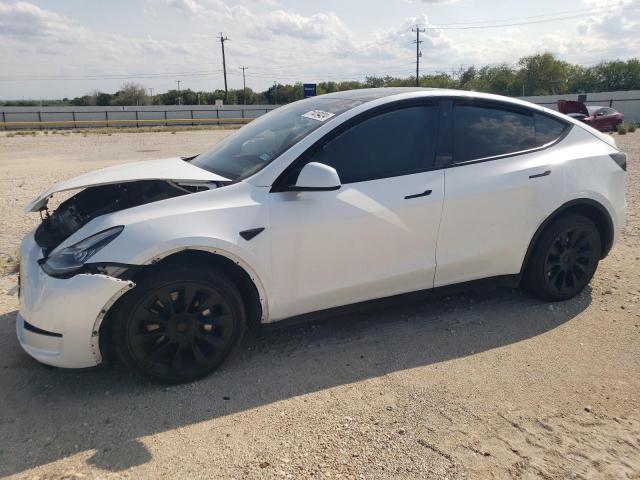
[1,0,638,99]
[259,11,351,41]
[578,0,640,39]
[166,0,203,14]
[0,1,197,60]
[0,1,83,43]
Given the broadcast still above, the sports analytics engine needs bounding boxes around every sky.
[0,0,638,100]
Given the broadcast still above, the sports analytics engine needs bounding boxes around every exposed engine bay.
[35,180,218,254]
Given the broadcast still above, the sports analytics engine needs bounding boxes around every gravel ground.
[0,129,638,479]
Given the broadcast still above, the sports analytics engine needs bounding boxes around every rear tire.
[525,214,601,301]
[112,263,246,383]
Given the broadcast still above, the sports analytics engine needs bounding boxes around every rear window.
[453,104,535,163]
[534,114,567,146]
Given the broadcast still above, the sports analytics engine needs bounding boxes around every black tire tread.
[524,213,601,301]
[111,261,246,383]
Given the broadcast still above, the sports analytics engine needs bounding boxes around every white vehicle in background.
[17,88,626,383]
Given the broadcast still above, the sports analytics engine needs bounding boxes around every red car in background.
[557,100,624,132]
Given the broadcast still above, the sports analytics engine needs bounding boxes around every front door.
[267,103,445,320]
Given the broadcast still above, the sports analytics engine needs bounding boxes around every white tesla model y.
[17,88,626,382]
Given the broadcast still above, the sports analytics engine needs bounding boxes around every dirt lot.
[0,129,639,479]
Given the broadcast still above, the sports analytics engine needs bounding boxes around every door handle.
[529,170,551,179]
[405,189,432,200]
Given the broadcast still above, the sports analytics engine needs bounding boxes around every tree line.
[3,53,640,107]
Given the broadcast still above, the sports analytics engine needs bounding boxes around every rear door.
[434,100,569,287]
[267,102,445,320]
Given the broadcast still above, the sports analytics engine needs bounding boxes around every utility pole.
[273,81,278,105]
[412,25,425,87]
[239,66,248,105]
[176,80,181,105]
[218,32,229,104]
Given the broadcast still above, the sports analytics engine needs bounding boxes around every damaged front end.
[19,157,231,367]
[27,156,231,257]
[33,180,222,278]
[35,180,212,254]
[18,229,136,367]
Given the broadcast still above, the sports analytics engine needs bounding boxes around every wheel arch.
[520,198,614,277]
[97,247,268,365]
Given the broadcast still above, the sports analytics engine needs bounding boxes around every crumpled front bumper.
[17,232,134,368]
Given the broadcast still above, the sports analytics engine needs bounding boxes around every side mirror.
[292,162,341,192]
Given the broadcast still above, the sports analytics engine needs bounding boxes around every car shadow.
[0,285,592,476]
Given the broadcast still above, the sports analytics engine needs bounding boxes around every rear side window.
[453,104,535,163]
[306,105,439,184]
[534,113,567,146]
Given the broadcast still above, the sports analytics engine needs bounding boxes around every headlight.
[42,226,124,276]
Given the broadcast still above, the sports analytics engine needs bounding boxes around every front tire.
[112,263,246,383]
[525,214,602,301]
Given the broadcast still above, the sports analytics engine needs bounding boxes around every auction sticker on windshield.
[302,110,335,122]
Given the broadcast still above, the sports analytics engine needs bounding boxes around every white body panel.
[16,88,626,369]
[435,125,620,287]
[268,171,444,320]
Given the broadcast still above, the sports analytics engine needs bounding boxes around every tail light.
[610,152,627,171]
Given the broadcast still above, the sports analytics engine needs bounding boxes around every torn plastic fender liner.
[91,274,136,365]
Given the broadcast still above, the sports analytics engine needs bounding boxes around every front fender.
[85,182,272,319]
[142,241,270,321]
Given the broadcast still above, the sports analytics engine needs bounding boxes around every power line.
[412,25,425,87]
[425,1,633,27]
[242,69,420,83]
[0,66,447,84]
[429,13,599,30]
[0,57,622,86]
[0,70,223,81]
[420,7,638,30]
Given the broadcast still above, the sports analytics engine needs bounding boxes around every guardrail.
[0,105,275,130]
[0,117,253,129]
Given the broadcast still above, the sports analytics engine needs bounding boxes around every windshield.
[191,97,362,181]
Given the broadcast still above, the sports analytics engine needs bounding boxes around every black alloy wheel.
[543,226,596,297]
[113,265,245,383]
[526,214,601,301]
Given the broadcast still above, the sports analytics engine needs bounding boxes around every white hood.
[26,157,229,212]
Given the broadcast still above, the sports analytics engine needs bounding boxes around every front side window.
[191,97,362,181]
[303,105,439,184]
[453,103,535,163]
